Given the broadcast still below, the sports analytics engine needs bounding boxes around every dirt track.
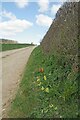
[1,46,35,118]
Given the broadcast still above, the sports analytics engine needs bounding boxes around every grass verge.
[0,43,34,51]
[9,46,79,118]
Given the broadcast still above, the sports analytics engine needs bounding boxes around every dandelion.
[41,86,45,90]
[44,75,47,80]
[45,87,49,93]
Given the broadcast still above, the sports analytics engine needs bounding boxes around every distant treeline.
[0,38,18,44]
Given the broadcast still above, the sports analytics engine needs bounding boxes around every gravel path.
[0,46,35,118]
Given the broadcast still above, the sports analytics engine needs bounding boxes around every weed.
[9,46,78,118]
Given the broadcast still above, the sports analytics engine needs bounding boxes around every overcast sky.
[0,0,65,44]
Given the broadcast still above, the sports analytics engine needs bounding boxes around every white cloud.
[0,19,33,32]
[51,4,62,16]
[15,0,28,8]
[1,9,16,20]
[38,0,49,13]
[36,14,52,27]
[0,10,33,37]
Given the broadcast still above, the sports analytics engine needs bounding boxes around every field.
[0,43,34,51]
[9,46,78,118]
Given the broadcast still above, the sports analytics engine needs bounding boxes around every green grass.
[0,43,34,51]
[9,46,79,118]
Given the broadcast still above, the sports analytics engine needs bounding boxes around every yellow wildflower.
[44,75,47,80]
[45,87,49,93]
[49,104,54,108]
[41,86,45,90]
[37,78,40,82]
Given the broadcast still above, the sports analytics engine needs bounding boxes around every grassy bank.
[0,43,34,51]
[9,46,78,118]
